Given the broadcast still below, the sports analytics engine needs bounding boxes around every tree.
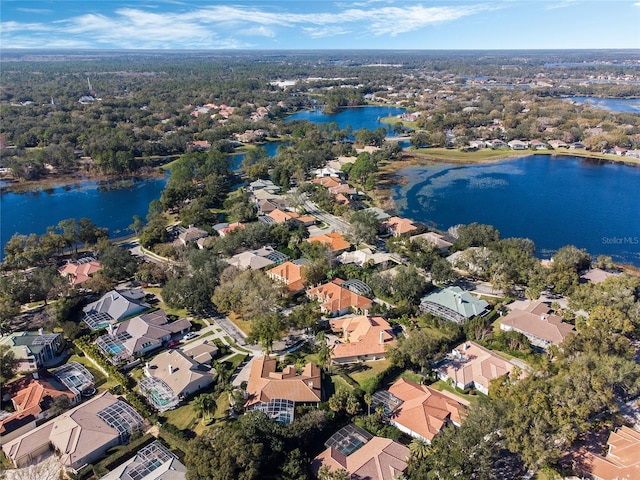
[552,245,592,272]
[247,312,284,353]
[346,209,380,246]
[0,346,19,385]
[193,392,217,422]
[453,223,500,250]
[128,215,145,235]
[409,438,431,460]
[0,299,20,334]
[387,329,441,369]
[49,395,72,417]
[315,332,332,371]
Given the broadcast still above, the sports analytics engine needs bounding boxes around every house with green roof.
[419,287,489,324]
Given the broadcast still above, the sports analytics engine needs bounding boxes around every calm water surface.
[393,155,640,266]
[1,176,168,254]
[569,96,640,113]
[286,106,406,132]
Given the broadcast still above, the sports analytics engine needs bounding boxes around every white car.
[182,332,198,341]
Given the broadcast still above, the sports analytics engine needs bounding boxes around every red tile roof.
[329,316,395,361]
[307,232,351,252]
[267,261,306,293]
[245,356,321,407]
[307,279,372,315]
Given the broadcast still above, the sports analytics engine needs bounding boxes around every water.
[229,141,285,171]
[285,106,406,133]
[1,176,168,255]
[569,96,640,113]
[392,155,640,266]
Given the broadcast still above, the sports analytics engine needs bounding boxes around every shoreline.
[0,167,167,194]
[371,148,640,208]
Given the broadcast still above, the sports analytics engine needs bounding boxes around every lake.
[0,176,168,255]
[392,155,640,266]
[569,96,640,113]
[285,105,406,133]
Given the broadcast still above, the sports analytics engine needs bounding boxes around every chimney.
[463,343,469,351]
[38,328,43,335]
[33,371,39,379]
[168,364,173,375]
[343,326,348,340]
[379,330,385,345]
[108,323,114,336]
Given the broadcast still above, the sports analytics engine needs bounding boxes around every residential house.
[186,140,211,151]
[213,222,245,237]
[58,258,102,286]
[419,287,489,324]
[83,289,150,330]
[386,378,466,443]
[248,179,279,194]
[2,391,145,470]
[548,140,569,149]
[570,142,587,150]
[267,260,307,294]
[384,216,419,237]
[507,140,528,150]
[468,140,486,149]
[360,207,391,222]
[337,248,399,268]
[0,331,65,372]
[625,149,640,159]
[0,372,77,445]
[312,176,343,189]
[411,231,453,254]
[313,167,343,178]
[580,268,620,285]
[96,310,192,360]
[500,302,575,351]
[140,349,216,412]
[329,315,396,364]
[530,140,549,150]
[176,225,208,246]
[99,440,187,480]
[486,139,507,148]
[572,426,640,480]
[182,341,219,365]
[227,246,289,271]
[244,356,321,423]
[437,341,520,395]
[312,425,409,480]
[307,232,351,253]
[307,279,372,317]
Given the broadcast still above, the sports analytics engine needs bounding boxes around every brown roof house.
[329,316,396,364]
[0,372,77,445]
[245,356,322,420]
[387,378,466,443]
[2,391,145,471]
[500,302,575,351]
[58,258,102,286]
[437,341,521,395]
[307,279,373,317]
[312,424,409,480]
[411,231,454,254]
[140,349,216,412]
[307,232,351,253]
[384,217,419,237]
[267,260,307,294]
[572,426,640,480]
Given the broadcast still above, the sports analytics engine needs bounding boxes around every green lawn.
[222,353,248,371]
[429,379,482,406]
[335,359,391,393]
[161,402,198,430]
[67,354,119,391]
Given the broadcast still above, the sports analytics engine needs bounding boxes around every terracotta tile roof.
[307,279,372,315]
[329,316,396,361]
[307,232,351,252]
[388,378,466,442]
[245,357,321,407]
[437,341,518,393]
[58,260,102,285]
[573,426,640,480]
[384,217,418,236]
[312,177,343,189]
[268,208,300,224]
[501,302,575,346]
[313,436,409,480]
[267,261,306,293]
[0,373,75,436]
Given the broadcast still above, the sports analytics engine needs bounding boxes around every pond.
[392,155,640,266]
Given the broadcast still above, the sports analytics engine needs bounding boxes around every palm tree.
[409,438,431,460]
[316,331,332,372]
[193,393,216,423]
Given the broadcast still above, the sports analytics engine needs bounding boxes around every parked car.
[167,339,180,348]
[182,332,198,341]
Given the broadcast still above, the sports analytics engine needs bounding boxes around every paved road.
[304,200,351,234]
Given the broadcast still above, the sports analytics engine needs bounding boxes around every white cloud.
[1,2,494,49]
[16,8,53,14]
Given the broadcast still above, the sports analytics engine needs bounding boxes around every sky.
[1,1,639,50]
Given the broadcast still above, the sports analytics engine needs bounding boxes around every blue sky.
[1,1,639,50]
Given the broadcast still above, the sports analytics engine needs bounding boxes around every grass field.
[67,354,120,391]
[430,379,482,406]
[228,312,252,336]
